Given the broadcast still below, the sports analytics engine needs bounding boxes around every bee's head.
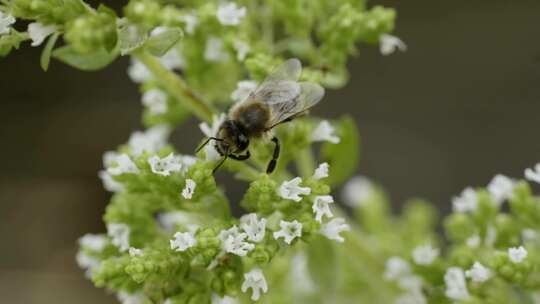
[215,120,250,155]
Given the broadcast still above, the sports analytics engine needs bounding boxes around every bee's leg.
[196,137,223,153]
[229,150,250,161]
[266,137,280,174]
[213,154,229,173]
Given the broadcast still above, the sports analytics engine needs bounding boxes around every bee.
[198,58,325,174]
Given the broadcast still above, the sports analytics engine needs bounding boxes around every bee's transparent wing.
[262,58,302,83]
[265,81,325,128]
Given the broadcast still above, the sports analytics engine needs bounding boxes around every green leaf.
[118,20,148,56]
[321,116,360,186]
[144,27,182,57]
[52,46,118,71]
[40,33,60,71]
[307,236,337,294]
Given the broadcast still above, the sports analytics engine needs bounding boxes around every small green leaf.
[52,46,118,71]
[321,116,360,186]
[118,20,148,56]
[40,33,60,71]
[144,27,182,57]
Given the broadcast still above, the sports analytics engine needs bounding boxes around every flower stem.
[133,50,215,122]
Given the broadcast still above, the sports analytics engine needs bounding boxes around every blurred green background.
[1,0,539,303]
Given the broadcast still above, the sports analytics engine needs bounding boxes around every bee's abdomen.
[233,103,270,137]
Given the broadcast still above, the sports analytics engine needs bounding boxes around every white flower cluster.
[0,11,15,35]
[444,267,470,301]
[412,244,439,265]
[170,231,197,252]
[216,2,246,26]
[128,125,170,156]
[525,163,540,184]
[142,89,168,114]
[383,257,426,304]
[107,223,131,252]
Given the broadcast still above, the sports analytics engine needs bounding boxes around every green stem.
[296,147,315,178]
[133,50,215,122]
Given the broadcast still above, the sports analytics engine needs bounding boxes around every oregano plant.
[2,0,539,303]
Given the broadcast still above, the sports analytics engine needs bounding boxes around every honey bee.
[198,58,325,173]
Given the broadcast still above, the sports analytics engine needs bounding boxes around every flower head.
[107,154,140,175]
[182,179,196,199]
[219,226,255,256]
[313,162,329,180]
[107,223,130,252]
[241,268,268,301]
[312,195,334,223]
[342,176,373,207]
[240,213,267,242]
[525,163,540,183]
[76,251,101,278]
[452,187,477,213]
[204,36,228,62]
[98,170,125,192]
[508,246,528,263]
[170,231,197,251]
[444,267,470,301]
[0,11,15,35]
[379,34,407,56]
[487,174,515,206]
[231,80,257,103]
[128,59,153,83]
[128,125,170,156]
[217,2,247,26]
[148,153,182,176]
[465,262,492,283]
[129,247,144,257]
[142,89,168,114]
[79,234,107,252]
[28,22,56,46]
[273,220,302,244]
[383,256,411,281]
[278,177,311,202]
[320,218,350,242]
[412,244,439,265]
[311,120,340,144]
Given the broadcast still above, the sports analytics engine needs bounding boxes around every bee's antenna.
[196,137,223,153]
[213,151,229,173]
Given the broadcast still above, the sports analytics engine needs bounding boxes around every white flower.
[395,290,427,304]
[487,174,515,206]
[117,291,144,304]
[76,251,101,278]
[233,39,250,61]
[28,22,56,46]
[465,262,492,283]
[342,176,373,208]
[273,220,302,244]
[525,163,540,184]
[199,113,226,138]
[107,223,130,252]
[170,231,197,251]
[182,179,196,199]
[320,218,350,242]
[128,59,153,83]
[384,256,411,281]
[444,267,470,301]
[78,234,107,252]
[217,2,246,26]
[0,11,15,35]
[160,47,185,70]
[312,195,334,223]
[452,187,477,213]
[465,234,481,249]
[107,154,140,176]
[412,244,439,265]
[128,125,170,156]
[508,246,528,263]
[240,213,267,242]
[211,294,238,304]
[231,80,257,102]
[148,153,182,176]
[379,33,407,56]
[311,120,340,144]
[142,89,168,114]
[313,162,329,180]
[278,177,311,202]
[178,14,198,34]
[241,268,268,301]
[98,170,125,192]
[129,247,144,257]
[204,36,229,62]
[219,226,255,256]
